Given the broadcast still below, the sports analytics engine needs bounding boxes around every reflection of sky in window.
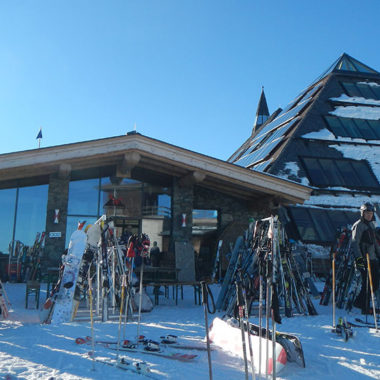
[65,216,98,248]
[158,194,171,216]
[14,185,48,247]
[68,178,100,216]
[193,209,218,218]
[0,189,16,253]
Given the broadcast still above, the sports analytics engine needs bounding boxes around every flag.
[36,128,42,139]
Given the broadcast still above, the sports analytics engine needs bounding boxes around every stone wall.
[43,172,70,267]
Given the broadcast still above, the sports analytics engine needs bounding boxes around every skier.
[351,202,380,314]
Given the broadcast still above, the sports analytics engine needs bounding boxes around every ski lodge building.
[0,132,310,281]
[230,53,380,257]
[2,52,380,281]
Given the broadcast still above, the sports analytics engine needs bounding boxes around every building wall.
[44,173,70,267]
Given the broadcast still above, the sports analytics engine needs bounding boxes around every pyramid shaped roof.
[312,53,379,84]
[228,54,380,172]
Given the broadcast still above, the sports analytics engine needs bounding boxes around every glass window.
[68,178,100,216]
[350,161,379,188]
[325,116,349,137]
[14,185,48,247]
[289,207,319,241]
[318,159,345,186]
[367,120,380,139]
[344,211,360,226]
[353,119,377,140]
[0,189,17,254]
[339,118,361,138]
[65,216,98,248]
[328,210,351,232]
[309,209,335,242]
[192,210,218,235]
[334,160,361,188]
[356,83,377,99]
[341,82,362,97]
[370,85,380,99]
[302,158,329,187]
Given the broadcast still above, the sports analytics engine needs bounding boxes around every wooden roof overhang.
[0,133,311,205]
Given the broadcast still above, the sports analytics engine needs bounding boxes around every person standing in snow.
[351,202,380,314]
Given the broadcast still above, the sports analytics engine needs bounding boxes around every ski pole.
[88,268,95,371]
[332,252,336,329]
[136,259,145,340]
[236,281,249,380]
[238,271,256,380]
[116,274,126,361]
[258,273,263,378]
[201,281,213,380]
[366,253,378,332]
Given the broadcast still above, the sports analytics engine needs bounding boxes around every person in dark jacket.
[351,202,380,314]
[150,241,161,267]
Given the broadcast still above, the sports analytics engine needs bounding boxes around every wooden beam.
[116,152,141,177]
[179,171,206,187]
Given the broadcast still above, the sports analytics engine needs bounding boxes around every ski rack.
[217,215,318,320]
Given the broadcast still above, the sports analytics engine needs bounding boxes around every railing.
[142,205,171,218]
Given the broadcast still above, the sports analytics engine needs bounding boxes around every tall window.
[0,185,48,254]
[0,189,17,254]
[15,185,48,246]
[66,178,101,246]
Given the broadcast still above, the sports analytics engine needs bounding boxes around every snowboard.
[49,228,87,323]
[209,317,287,375]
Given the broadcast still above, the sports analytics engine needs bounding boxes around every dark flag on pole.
[36,128,43,139]
[36,128,42,148]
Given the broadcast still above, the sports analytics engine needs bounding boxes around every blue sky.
[0,1,379,160]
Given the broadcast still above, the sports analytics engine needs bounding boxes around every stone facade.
[43,172,70,267]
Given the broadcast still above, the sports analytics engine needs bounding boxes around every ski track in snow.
[0,283,380,379]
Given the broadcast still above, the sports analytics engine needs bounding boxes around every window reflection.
[15,185,48,247]
[68,178,100,216]
[0,189,17,254]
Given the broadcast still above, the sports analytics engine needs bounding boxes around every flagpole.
[36,127,42,149]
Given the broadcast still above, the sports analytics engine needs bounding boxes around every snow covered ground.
[1,282,379,379]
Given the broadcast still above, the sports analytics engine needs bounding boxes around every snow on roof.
[330,94,380,106]
[329,105,380,120]
[358,81,380,87]
[304,192,380,209]
[276,161,310,186]
[331,143,380,181]
[301,128,336,140]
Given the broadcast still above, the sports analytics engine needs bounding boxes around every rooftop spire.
[253,86,270,134]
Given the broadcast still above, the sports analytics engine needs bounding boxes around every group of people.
[351,202,380,314]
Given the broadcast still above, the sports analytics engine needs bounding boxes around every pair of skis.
[76,335,198,362]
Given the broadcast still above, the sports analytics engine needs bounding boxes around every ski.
[354,317,379,327]
[110,343,197,362]
[347,321,375,328]
[76,334,208,351]
[86,351,158,378]
[76,336,197,362]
